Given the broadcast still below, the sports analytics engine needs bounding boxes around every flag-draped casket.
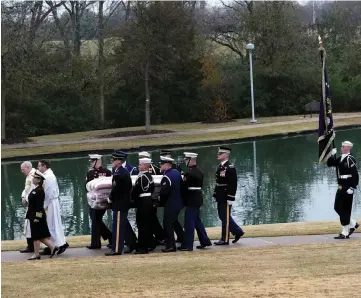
[86,175,164,209]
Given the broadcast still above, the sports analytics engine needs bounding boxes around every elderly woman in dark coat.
[27,170,59,260]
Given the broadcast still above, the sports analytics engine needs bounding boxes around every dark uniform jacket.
[182,165,204,207]
[172,164,185,175]
[26,186,46,221]
[124,162,139,175]
[109,166,133,211]
[213,160,237,202]
[327,153,359,191]
[149,164,161,175]
[131,172,155,206]
[159,168,183,210]
[85,166,112,189]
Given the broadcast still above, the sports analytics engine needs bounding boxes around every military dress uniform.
[131,161,155,254]
[85,154,112,249]
[180,152,212,251]
[105,151,134,256]
[159,156,185,252]
[159,151,185,244]
[213,147,244,245]
[327,142,359,239]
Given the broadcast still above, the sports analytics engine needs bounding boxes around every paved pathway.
[2,233,360,262]
[3,114,360,150]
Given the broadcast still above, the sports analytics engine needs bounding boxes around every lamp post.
[246,43,257,123]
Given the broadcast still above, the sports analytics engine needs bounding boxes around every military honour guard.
[85,154,112,249]
[327,141,359,239]
[179,152,212,251]
[105,150,134,256]
[213,146,244,245]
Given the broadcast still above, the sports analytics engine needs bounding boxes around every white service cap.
[32,169,46,180]
[183,152,198,159]
[139,158,152,164]
[89,154,102,160]
[160,156,174,163]
[342,141,353,147]
[138,151,151,158]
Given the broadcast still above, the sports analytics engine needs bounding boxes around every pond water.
[2,128,360,240]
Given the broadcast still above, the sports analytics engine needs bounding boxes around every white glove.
[331,148,337,155]
[107,198,112,204]
[212,197,216,201]
[227,200,233,206]
[346,188,354,195]
[21,198,27,206]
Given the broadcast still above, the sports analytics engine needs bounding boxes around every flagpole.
[318,36,339,180]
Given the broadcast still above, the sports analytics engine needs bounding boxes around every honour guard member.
[160,150,184,175]
[159,151,185,245]
[37,160,69,255]
[139,152,166,246]
[327,141,359,239]
[131,157,155,254]
[105,150,134,256]
[27,170,59,260]
[85,154,112,249]
[20,161,36,253]
[122,151,139,175]
[139,151,161,175]
[213,147,244,245]
[179,152,212,251]
[159,156,185,252]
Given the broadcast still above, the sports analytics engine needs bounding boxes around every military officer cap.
[183,152,198,159]
[218,146,231,154]
[160,156,174,164]
[112,150,127,160]
[139,157,152,164]
[89,154,102,161]
[160,150,172,156]
[32,169,46,180]
[138,151,151,158]
[342,141,353,147]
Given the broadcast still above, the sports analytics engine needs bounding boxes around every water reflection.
[1,128,360,240]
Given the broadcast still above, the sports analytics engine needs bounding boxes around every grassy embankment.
[2,113,361,159]
[2,240,360,297]
[2,219,360,252]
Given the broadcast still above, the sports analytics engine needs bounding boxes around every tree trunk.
[2,55,6,140]
[74,1,81,56]
[98,1,105,127]
[144,59,151,134]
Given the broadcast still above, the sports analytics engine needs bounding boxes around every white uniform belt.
[139,193,152,197]
[216,183,227,187]
[188,187,201,190]
[340,175,352,179]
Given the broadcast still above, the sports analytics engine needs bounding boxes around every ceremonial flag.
[317,45,335,163]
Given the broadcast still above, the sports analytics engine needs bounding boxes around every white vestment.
[43,169,66,247]
[22,168,36,238]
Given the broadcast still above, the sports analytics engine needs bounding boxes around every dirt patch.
[98,129,173,138]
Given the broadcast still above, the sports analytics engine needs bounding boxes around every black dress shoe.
[20,247,34,253]
[57,242,69,255]
[86,245,101,249]
[334,234,349,239]
[50,246,59,258]
[232,231,245,243]
[40,247,51,255]
[107,243,112,249]
[157,240,166,246]
[178,247,193,252]
[196,243,212,249]
[105,251,122,256]
[161,247,176,253]
[213,240,229,246]
[148,246,157,252]
[349,223,359,236]
[28,255,41,260]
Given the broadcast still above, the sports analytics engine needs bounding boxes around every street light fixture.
[246,43,257,123]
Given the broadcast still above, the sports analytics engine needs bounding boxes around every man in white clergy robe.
[37,160,69,255]
[19,161,36,253]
